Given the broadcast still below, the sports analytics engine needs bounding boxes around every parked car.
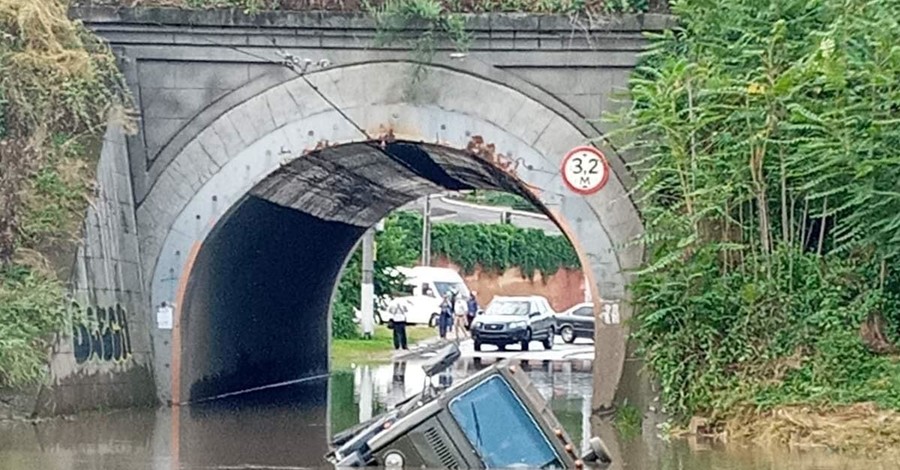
[470,296,556,351]
[554,302,595,343]
[375,266,471,326]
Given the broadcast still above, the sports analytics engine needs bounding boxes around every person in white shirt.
[452,289,469,340]
[389,299,409,350]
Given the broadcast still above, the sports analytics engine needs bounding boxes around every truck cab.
[327,344,611,469]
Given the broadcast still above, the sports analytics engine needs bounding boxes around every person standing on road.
[389,300,409,350]
[439,293,453,339]
[466,291,479,329]
[453,291,469,340]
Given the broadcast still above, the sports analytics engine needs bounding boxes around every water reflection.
[0,357,893,470]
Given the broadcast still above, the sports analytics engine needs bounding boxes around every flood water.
[0,357,891,470]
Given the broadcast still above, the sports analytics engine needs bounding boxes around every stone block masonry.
[40,6,673,414]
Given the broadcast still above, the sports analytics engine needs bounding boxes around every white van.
[379,266,471,325]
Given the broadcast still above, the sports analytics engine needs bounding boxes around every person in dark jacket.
[438,293,453,339]
[466,291,479,329]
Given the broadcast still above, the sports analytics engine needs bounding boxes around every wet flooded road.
[0,358,891,470]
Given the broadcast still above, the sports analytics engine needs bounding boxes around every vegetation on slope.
[0,0,128,388]
[615,0,900,451]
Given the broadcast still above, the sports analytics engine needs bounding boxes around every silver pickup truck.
[327,344,612,469]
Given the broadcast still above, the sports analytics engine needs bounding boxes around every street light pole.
[361,227,375,338]
[422,195,432,266]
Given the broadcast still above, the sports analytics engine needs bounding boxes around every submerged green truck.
[327,345,612,469]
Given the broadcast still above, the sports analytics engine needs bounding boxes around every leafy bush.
[392,211,580,277]
[0,266,69,387]
[331,212,420,339]
[615,0,900,421]
[83,0,661,14]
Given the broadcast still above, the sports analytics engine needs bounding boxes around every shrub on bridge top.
[82,0,661,14]
[613,0,900,422]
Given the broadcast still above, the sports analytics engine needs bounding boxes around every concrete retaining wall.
[434,257,587,312]
[33,124,156,416]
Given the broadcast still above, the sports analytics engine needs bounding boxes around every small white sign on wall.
[156,304,174,330]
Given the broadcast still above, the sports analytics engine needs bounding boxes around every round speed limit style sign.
[561,146,610,195]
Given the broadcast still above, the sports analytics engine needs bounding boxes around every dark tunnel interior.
[179,141,558,404]
[182,196,365,403]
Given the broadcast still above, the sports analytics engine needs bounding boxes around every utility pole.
[361,227,375,338]
[422,195,432,266]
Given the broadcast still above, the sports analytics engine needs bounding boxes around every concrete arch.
[140,61,643,406]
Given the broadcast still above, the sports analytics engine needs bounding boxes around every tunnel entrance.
[328,190,588,345]
[147,61,643,410]
[179,141,556,403]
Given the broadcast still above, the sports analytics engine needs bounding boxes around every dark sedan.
[554,302,595,343]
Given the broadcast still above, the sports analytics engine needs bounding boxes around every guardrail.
[437,196,551,221]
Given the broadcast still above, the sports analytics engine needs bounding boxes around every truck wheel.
[521,329,532,351]
[474,340,482,352]
[560,325,576,344]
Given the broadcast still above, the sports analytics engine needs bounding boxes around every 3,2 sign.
[561,146,610,195]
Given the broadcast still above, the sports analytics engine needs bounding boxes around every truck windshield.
[449,375,562,469]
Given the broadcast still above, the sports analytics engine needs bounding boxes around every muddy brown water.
[0,358,891,470]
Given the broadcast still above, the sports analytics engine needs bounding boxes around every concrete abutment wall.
[36,7,669,414]
[37,124,156,416]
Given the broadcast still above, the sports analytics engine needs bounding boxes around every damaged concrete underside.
[180,140,550,403]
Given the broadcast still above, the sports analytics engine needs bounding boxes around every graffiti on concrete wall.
[72,303,133,364]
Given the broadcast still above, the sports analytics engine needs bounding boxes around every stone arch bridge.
[46,6,670,416]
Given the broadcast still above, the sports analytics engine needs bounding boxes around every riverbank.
[661,402,900,458]
[722,404,900,456]
[331,325,437,367]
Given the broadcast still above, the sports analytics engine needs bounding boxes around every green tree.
[614,0,900,420]
[331,212,420,339]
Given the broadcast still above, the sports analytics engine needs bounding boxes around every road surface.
[399,194,561,235]
[419,335,594,361]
